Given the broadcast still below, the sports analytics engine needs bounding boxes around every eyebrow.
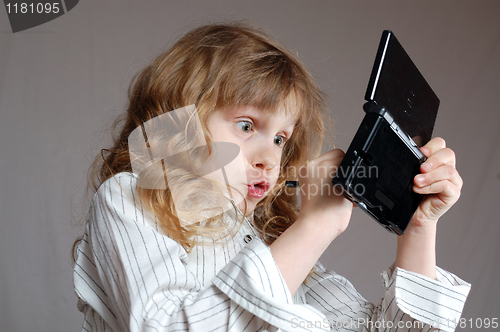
[245,107,298,124]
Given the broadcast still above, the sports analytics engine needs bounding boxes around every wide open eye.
[236,121,253,133]
[274,135,286,147]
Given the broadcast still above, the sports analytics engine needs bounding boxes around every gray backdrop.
[1,1,499,331]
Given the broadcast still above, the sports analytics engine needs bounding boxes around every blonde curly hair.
[91,22,326,251]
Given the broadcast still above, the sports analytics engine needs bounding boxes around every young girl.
[73,23,470,331]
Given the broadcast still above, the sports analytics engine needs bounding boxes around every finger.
[313,148,345,163]
[421,147,457,172]
[300,149,345,181]
[308,149,345,169]
[420,137,446,158]
[415,164,463,188]
[413,179,461,201]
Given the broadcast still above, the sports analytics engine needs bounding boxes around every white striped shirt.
[73,172,470,331]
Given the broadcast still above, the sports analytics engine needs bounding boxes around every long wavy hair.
[90,22,326,251]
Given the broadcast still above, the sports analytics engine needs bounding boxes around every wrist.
[396,221,437,279]
[404,221,437,237]
[298,198,353,240]
[296,209,348,241]
[399,221,437,252]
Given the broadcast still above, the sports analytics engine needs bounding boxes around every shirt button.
[244,235,253,243]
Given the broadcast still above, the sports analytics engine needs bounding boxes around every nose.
[250,139,278,172]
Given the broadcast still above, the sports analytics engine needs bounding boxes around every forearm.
[396,137,462,280]
[395,222,437,279]
[270,214,340,295]
[271,148,352,295]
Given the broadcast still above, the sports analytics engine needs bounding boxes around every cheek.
[206,114,235,143]
[203,142,249,205]
[269,166,281,184]
[212,127,244,151]
[210,127,231,143]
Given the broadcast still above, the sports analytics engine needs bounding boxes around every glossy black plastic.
[332,31,439,235]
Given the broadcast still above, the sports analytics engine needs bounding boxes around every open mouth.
[247,182,270,198]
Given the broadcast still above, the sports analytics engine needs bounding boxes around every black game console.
[332,30,439,235]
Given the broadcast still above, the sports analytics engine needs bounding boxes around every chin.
[237,199,258,217]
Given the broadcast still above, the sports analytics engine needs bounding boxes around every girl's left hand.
[411,137,463,228]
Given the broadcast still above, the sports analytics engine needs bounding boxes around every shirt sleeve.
[302,261,471,331]
[73,173,329,332]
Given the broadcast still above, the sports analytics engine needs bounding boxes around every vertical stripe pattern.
[73,173,470,331]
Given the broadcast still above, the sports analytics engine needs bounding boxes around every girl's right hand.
[297,149,354,238]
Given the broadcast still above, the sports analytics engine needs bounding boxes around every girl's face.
[206,106,298,215]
